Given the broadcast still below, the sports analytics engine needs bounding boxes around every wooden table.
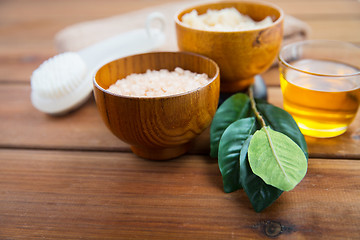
[1,0,359,239]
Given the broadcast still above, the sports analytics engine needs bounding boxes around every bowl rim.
[278,39,360,78]
[93,51,220,99]
[174,0,284,33]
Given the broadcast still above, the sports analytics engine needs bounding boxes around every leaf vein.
[263,127,290,183]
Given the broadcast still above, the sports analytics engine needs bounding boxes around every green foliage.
[210,94,251,158]
[211,92,308,212]
[256,103,308,159]
[218,118,256,193]
[248,127,308,191]
[239,136,283,212]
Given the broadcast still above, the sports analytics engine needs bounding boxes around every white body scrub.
[182,7,273,31]
[107,67,210,97]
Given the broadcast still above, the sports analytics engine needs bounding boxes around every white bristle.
[30,12,166,114]
[31,52,87,99]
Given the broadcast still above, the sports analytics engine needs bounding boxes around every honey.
[280,59,360,138]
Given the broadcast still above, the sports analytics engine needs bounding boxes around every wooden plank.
[0,149,359,239]
[0,0,359,83]
[2,16,359,84]
[1,0,358,45]
[0,0,171,21]
[0,51,51,84]
[0,84,124,151]
[0,0,358,21]
[307,19,360,43]
[262,67,281,86]
[276,0,360,17]
[1,85,359,159]
[1,4,358,47]
[0,0,359,239]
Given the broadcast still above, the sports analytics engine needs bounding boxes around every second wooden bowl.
[93,52,220,160]
[175,0,284,92]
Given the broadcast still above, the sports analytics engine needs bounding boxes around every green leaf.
[239,136,283,212]
[256,102,308,159]
[210,93,252,158]
[218,117,256,193]
[248,127,308,191]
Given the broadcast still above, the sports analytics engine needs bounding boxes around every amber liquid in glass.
[280,59,360,138]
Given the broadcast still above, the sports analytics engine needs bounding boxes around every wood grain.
[0,149,359,239]
[93,52,220,160]
[1,0,360,239]
[176,1,284,92]
[1,85,359,159]
[0,0,359,84]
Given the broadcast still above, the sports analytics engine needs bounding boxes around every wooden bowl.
[93,52,220,160]
[175,0,284,92]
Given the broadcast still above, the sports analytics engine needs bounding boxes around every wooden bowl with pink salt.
[93,51,220,160]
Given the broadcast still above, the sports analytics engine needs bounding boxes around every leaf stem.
[248,85,266,128]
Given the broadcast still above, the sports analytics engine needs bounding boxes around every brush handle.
[78,12,166,71]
